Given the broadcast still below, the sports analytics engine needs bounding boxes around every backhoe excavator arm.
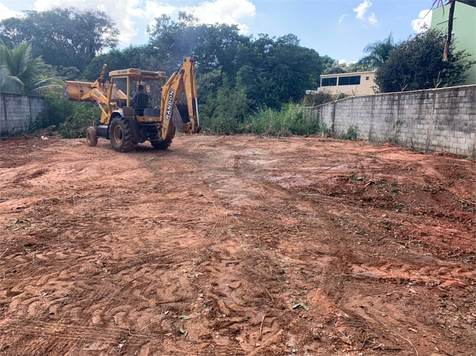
[160,57,200,142]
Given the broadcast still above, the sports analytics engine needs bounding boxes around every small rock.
[442,279,466,288]
[117,340,126,353]
[228,281,241,289]
[340,336,352,345]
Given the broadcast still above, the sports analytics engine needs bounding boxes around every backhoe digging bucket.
[172,104,186,130]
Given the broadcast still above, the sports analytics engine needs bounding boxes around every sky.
[0,0,433,63]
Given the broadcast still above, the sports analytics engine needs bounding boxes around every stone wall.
[0,93,48,137]
[315,85,476,157]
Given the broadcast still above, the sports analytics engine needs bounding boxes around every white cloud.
[339,14,347,24]
[339,59,346,65]
[135,2,176,35]
[411,9,432,33]
[367,12,378,25]
[353,0,378,26]
[182,0,256,34]
[353,0,371,20]
[34,0,145,43]
[32,0,256,44]
[0,2,24,21]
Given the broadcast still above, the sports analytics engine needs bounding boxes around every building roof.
[320,71,376,78]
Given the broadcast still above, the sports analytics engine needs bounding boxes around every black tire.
[109,117,134,152]
[150,139,171,150]
[86,126,98,147]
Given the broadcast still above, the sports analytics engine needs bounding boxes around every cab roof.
[108,68,167,81]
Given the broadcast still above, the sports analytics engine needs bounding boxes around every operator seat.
[134,92,149,116]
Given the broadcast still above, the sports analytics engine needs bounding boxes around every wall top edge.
[313,84,476,108]
[0,92,47,99]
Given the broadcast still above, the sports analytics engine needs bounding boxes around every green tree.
[202,74,249,134]
[346,62,372,72]
[147,15,324,109]
[148,13,247,76]
[323,66,347,74]
[359,33,395,69]
[0,8,119,71]
[375,30,474,92]
[0,42,58,94]
[83,45,161,81]
[320,55,338,71]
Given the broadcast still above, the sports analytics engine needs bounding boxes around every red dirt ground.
[0,134,475,356]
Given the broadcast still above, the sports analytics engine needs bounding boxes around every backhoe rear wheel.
[109,117,134,152]
[150,140,171,150]
[86,126,98,147]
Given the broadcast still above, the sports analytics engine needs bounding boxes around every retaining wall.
[315,85,476,156]
[0,93,48,137]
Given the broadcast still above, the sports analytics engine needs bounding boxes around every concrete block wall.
[0,93,48,137]
[333,99,353,135]
[350,96,373,140]
[319,103,334,130]
[316,85,476,157]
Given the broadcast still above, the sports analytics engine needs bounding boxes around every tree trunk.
[443,0,456,62]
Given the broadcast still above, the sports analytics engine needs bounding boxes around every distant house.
[315,71,377,96]
[431,0,476,85]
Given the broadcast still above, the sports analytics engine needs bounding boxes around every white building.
[316,71,378,96]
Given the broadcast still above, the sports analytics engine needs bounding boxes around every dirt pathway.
[0,135,475,355]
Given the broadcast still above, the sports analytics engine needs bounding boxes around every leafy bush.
[302,92,348,106]
[246,104,326,136]
[37,94,74,129]
[34,94,101,134]
[343,124,359,141]
[58,112,97,138]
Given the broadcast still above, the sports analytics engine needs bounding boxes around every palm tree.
[358,33,396,69]
[0,42,60,94]
[0,67,22,94]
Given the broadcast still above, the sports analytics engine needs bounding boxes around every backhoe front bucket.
[64,81,98,101]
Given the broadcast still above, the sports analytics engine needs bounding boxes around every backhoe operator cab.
[103,68,168,152]
[64,57,200,152]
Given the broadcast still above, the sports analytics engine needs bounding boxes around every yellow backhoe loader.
[64,57,200,152]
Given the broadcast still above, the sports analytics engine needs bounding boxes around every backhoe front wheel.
[86,126,98,147]
[109,117,134,152]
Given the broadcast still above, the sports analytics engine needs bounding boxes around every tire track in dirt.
[1,143,212,355]
[212,139,476,355]
[1,136,475,355]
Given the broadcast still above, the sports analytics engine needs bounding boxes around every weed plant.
[343,124,359,141]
